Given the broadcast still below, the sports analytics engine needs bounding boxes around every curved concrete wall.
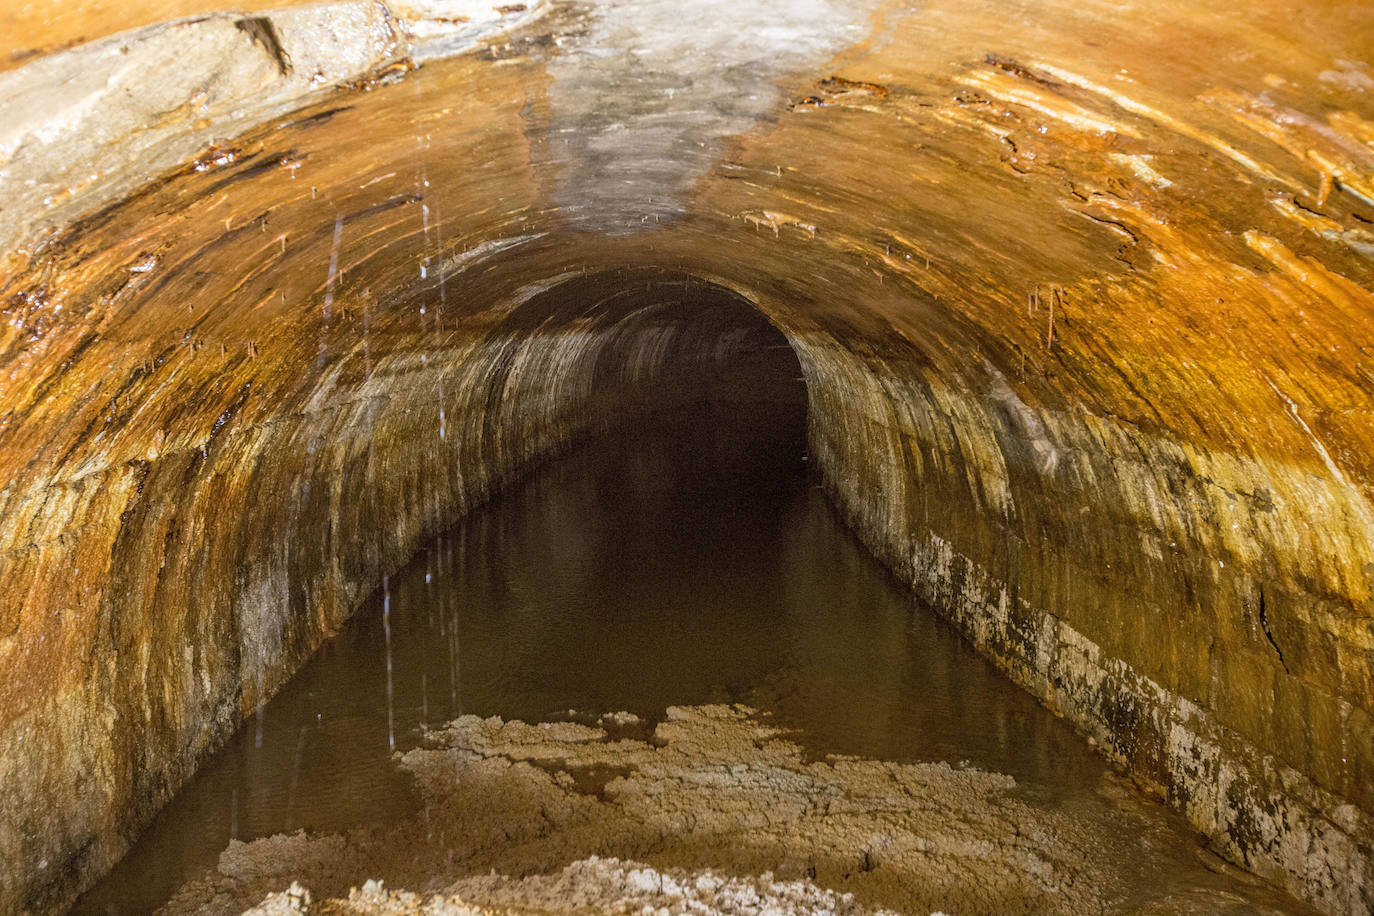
[0,1,1371,913]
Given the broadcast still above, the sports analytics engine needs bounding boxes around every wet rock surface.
[157,706,1305,915]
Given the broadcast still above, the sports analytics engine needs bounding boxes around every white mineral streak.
[541,0,887,232]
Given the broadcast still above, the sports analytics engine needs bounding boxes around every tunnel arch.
[428,265,811,500]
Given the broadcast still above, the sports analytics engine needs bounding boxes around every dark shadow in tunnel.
[473,266,809,470]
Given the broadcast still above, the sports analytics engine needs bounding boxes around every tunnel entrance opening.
[2,0,1369,907]
[73,280,1307,914]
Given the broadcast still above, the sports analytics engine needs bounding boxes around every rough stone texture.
[0,0,1372,913]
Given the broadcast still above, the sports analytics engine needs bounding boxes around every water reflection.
[79,393,1129,913]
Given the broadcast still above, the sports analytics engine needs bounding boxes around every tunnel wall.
[0,255,789,912]
[799,340,1371,914]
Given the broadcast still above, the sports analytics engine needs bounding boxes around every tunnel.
[0,0,1371,913]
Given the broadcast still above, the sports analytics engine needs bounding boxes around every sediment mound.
[160,706,1295,915]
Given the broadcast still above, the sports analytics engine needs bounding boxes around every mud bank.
[164,706,1308,915]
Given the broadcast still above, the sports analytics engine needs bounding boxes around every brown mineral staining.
[0,0,1372,913]
[792,75,890,110]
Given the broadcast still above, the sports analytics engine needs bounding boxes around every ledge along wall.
[1,0,1372,913]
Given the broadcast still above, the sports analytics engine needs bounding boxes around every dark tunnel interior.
[2,1,1372,914]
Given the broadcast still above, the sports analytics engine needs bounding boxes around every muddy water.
[77,392,1293,914]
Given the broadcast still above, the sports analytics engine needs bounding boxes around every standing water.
[76,389,1307,914]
